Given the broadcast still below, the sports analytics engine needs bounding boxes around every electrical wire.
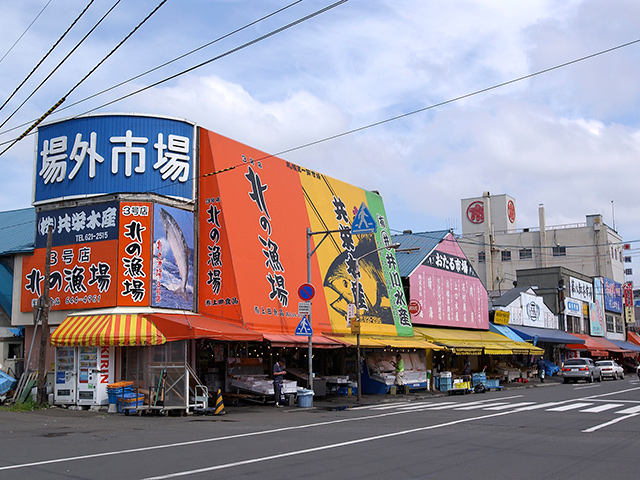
[0,0,168,157]
[0,0,96,113]
[0,0,123,132]
[0,0,53,65]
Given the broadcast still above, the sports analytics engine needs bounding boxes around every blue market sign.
[34,114,196,204]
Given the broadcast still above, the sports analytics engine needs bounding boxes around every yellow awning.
[329,334,444,350]
[51,314,166,347]
[414,326,543,355]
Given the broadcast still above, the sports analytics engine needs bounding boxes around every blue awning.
[508,325,584,345]
[490,323,526,342]
[608,339,640,352]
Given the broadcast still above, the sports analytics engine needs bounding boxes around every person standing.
[537,357,546,383]
[273,357,286,407]
[462,357,471,382]
[392,354,405,390]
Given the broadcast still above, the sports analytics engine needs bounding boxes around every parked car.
[596,360,625,380]
[561,358,601,383]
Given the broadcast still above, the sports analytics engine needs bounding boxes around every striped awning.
[51,314,166,347]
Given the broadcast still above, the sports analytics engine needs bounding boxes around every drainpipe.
[539,204,547,268]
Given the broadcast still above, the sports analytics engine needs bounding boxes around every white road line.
[483,402,535,410]
[615,405,640,414]
[140,409,523,480]
[582,413,640,433]
[579,404,624,413]
[455,402,509,410]
[367,402,423,410]
[513,402,565,411]
[546,402,593,412]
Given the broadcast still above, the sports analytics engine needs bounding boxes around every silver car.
[595,360,624,380]
[562,357,601,383]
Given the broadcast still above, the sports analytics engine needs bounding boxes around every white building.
[459,192,625,291]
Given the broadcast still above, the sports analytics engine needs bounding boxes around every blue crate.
[337,386,357,396]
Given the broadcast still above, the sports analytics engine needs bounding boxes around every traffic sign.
[295,315,313,336]
[298,283,316,301]
[298,301,312,316]
[351,202,377,234]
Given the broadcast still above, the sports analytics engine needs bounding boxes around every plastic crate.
[117,394,144,413]
[485,379,500,389]
[472,373,486,386]
[337,386,357,396]
[454,381,471,389]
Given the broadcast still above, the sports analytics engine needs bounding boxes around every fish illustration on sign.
[159,208,190,301]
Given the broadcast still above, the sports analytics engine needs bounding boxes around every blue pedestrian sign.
[295,315,313,336]
[351,202,377,234]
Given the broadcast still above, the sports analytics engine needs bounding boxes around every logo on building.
[527,301,540,322]
[507,200,516,224]
[466,201,484,224]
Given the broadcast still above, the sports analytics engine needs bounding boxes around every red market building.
[14,113,430,408]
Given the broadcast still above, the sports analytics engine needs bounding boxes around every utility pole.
[37,225,53,406]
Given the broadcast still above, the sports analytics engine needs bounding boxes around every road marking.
[615,405,640,414]
[140,409,524,480]
[582,413,640,433]
[483,402,535,410]
[546,402,593,412]
[580,403,623,413]
[455,402,509,410]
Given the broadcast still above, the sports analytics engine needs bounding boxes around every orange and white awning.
[50,314,166,347]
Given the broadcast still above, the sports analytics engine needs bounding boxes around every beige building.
[459,192,625,291]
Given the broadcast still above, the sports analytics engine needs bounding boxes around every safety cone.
[213,389,226,415]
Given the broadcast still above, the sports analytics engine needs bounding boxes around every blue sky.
[2,0,640,283]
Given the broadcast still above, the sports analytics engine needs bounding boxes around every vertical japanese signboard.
[198,128,411,336]
[118,202,152,306]
[34,114,196,204]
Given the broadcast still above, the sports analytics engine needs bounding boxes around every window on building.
[625,268,633,275]
[566,318,573,333]
[624,256,632,263]
[478,251,485,263]
[559,316,566,332]
[583,317,589,334]
[519,248,532,260]
[573,317,582,334]
[501,250,511,262]
[615,317,624,334]
[606,314,614,333]
[552,246,566,257]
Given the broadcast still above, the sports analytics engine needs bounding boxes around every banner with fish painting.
[152,204,195,310]
[198,129,412,337]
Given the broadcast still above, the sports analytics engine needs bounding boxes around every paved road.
[1,377,639,479]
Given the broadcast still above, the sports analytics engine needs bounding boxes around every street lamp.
[354,242,401,403]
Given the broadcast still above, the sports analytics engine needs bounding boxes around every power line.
[0,0,168,157]
[0,0,53,65]
[0,0,304,137]
[0,0,96,114]
[0,0,346,152]
[0,0,123,132]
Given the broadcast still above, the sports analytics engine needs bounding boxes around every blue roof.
[508,325,584,344]
[391,230,450,277]
[489,323,526,342]
[0,207,35,255]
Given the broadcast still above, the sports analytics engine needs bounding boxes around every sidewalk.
[310,374,563,410]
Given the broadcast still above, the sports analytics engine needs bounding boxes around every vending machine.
[54,347,76,404]
[55,346,115,406]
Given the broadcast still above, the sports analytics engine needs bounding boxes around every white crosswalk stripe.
[483,402,535,410]
[615,405,640,414]
[580,403,624,413]
[362,400,640,416]
[546,402,593,412]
